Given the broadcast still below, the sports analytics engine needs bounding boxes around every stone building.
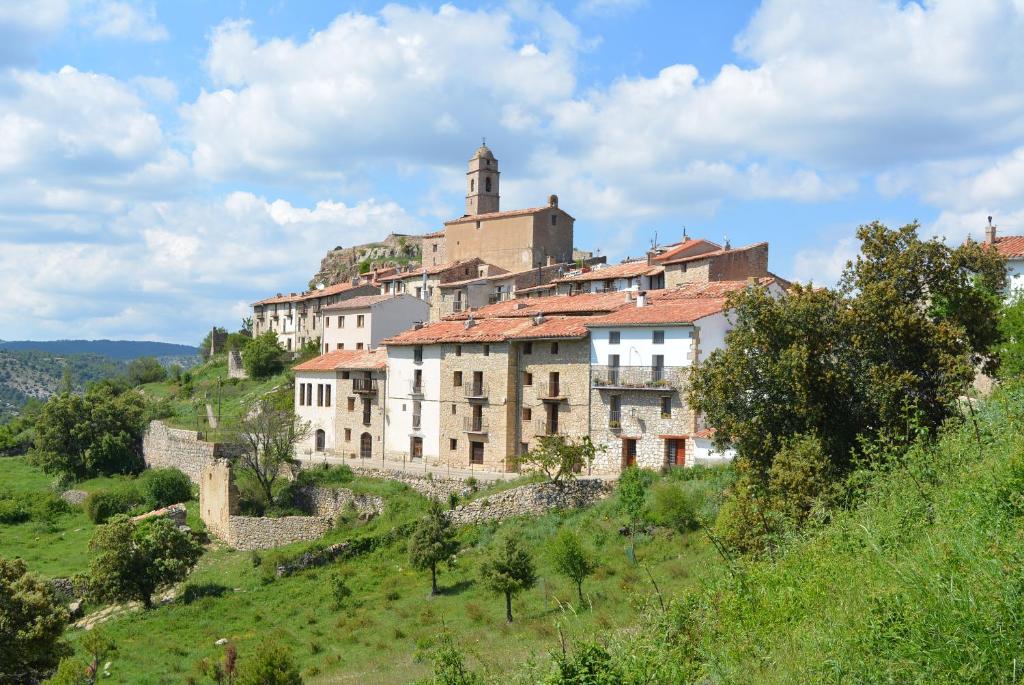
[658,241,769,289]
[293,349,387,459]
[981,217,1024,298]
[551,259,665,295]
[251,281,380,351]
[436,261,570,317]
[377,258,489,320]
[320,294,428,353]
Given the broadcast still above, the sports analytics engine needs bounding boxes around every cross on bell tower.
[466,139,499,215]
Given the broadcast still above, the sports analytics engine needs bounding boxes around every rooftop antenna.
[482,136,486,146]
[682,226,688,240]
[724,234,731,250]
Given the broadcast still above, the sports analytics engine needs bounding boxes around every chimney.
[464,314,476,329]
[636,290,647,308]
[624,291,635,303]
[548,194,558,208]
[546,255,556,267]
[985,215,997,245]
[533,312,546,325]
[413,321,423,330]
[646,250,656,266]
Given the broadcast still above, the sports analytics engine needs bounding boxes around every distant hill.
[0,339,198,360]
[0,350,129,421]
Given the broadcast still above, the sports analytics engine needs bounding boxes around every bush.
[84,486,143,524]
[297,463,353,487]
[647,481,704,533]
[234,637,302,685]
[243,332,285,379]
[127,356,167,386]
[0,499,30,524]
[0,490,72,525]
[139,468,192,509]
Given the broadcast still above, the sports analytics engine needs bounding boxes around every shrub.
[0,558,70,681]
[0,499,30,524]
[647,481,703,533]
[127,356,167,386]
[139,468,193,509]
[331,574,352,610]
[234,637,303,685]
[84,485,143,524]
[243,332,285,379]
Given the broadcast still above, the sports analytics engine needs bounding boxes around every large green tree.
[126,356,167,386]
[479,536,537,623]
[33,385,147,481]
[409,499,460,595]
[88,515,202,609]
[233,396,310,506]
[0,558,70,683]
[548,529,595,604]
[515,435,600,484]
[243,331,285,379]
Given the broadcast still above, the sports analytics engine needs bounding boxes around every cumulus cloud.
[791,237,858,286]
[80,1,168,42]
[0,0,69,64]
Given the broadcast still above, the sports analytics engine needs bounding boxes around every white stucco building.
[381,339,442,464]
[320,294,428,353]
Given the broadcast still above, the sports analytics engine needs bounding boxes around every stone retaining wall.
[223,514,334,551]
[449,478,611,525]
[143,420,243,484]
[294,486,383,519]
[341,467,475,501]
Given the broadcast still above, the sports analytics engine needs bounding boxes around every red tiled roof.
[991,236,1024,258]
[647,278,776,300]
[321,294,404,312]
[377,258,484,282]
[445,291,631,320]
[444,205,575,225]
[553,260,662,283]
[382,315,588,345]
[252,281,375,306]
[514,283,558,295]
[293,349,386,372]
[652,238,721,264]
[437,265,513,289]
[505,316,590,340]
[586,298,727,326]
[660,241,768,266]
[420,230,445,239]
[252,292,304,306]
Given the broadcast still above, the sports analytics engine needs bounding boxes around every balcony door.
[470,441,484,465]
[622,438,637,468]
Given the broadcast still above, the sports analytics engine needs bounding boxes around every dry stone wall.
[342,467,476,501]
[294,486,383,518]
[224,514,334,551]
[143,420,243,484]
[449,478,610,525]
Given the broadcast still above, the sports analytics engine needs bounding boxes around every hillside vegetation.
[0,350,126,421]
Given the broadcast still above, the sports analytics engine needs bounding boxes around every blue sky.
[2,0,1023,344]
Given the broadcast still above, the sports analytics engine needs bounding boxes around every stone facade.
[444,203,574,273]
[227,350,247,379]
[225,514,334,551]
[516,337,590,452]
[143,420,243,485]
[333,369,387,461]
[663,243,768,289]
[448,478,611,525]
[438,341,517,472]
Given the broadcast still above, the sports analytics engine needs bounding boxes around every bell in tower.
[466,140,500,215]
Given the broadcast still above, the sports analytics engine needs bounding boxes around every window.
[521,442,530,455]
[325,317,330,327]
[551,342,559,354]
[523,342,533,355]
[483,344,490,356]
[414,346,423,364]
[340,343,345,349]
[450,438,458,451]
[341,371,350,379]
[306,383,313,405]
[336,343,342,350]
[453,371,463,387]
[551,214,557,226]
[357,315,365,328]
[362,398,371,425]
[549,371,560,397]
[356,342,364,350]
[523,372,533,386]
[324,385,331,407]
[451,403,457,414]
[347,397,356,411]
[317,384,324,407]
[413,369,423,392]
[455,345,462,356]
[485,176,491,192]
[339,316,345,328]
[661,396,672,418]
[470,179,475,192]
[324,344,329,354]
[345,428,351,442]
[653,330,665,345]
[522,407,532,421]
[609,331,620,344]
[653,354,665,382]
[360,433,372,459]
[299,384,305,406]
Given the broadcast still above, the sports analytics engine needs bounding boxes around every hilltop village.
[250,144,789,475]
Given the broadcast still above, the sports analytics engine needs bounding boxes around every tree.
[997,294,1024,379]
[126,357,167,386]
[548,529,595,604]
[199,327,228,361]
[233,397,310,506]
[618,467,648,562]
[88,515,202,609]
[234,638,302,685]
[409,499,460,595]
[243,332,285,379]
[45,629,116,685]
[515,435,600,485]
[0,558,70,683]
[426,633,483,685]
[33,385,147,482]
[139,468,192,509]
[479,536,537,623]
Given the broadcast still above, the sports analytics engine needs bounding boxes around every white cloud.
[576,0,646,15]
[791,237,858,286]
[80,1,168,42]
[0,0,69,63]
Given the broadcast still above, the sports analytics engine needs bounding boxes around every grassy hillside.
[0,349,127,421]
[0,339,198,360]
[535,383,1024,684]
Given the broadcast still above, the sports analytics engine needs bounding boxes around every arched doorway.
[360,432,372,459]
[315,429,326,452]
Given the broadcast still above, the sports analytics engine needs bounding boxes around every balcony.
[463,381,488,400]
[536,380,566,400]
[487,291,511,305]
[463,416,489,433]
[591,365,685,390]
[408,380,425,396]
[412,414,422,430]
[607,410,623,431]
[352,378,378,394]
[533,418,560,436]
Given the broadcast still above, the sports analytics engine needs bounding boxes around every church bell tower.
[466,141,500,215]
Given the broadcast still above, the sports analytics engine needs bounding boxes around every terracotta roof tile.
[321,294,403,312]
[382,315,588,345]
[586,298,727,326]
[445,291,631,320]
[554,260,662,283]
[377,258,485,282]
[420,230,445,238]
[444,205,575,225]
[652,238,721,264]
[293,348,387,372]
[991,236,1024,258]
[252,281,376,306]
[659,241,768,266]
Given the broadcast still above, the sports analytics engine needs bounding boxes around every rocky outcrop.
[449,479,611,525]
[61,489,88,506]
[308,233,421,289]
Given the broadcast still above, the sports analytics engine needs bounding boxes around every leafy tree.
[618,467,649,561]
[479,536,537,623]
[546,642,621,685]
[139,468,192,509]
[0,557,70,683]
[45,629,116,685]
[88,515,202,609]
[32,385,147,482]
[243,332,285,379]
[199,327,228,361]
[515,435,600,485]
[997,294,1024,379]
[409,499,460,595]
[126,357,167,386]
[234,638,302,685]
[548,528,595,604]
[233,397,310,506]
[241,317,254,336]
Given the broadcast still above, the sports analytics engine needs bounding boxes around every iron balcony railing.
[590,365,686,390]
[463,416,488,433]
[533,418,560,436]
[408,380,424,396]
[463,381,488,399]
[536,379,564,399]
[607,410,623,430]
[488,291,512,305]
[352,378,378,393]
